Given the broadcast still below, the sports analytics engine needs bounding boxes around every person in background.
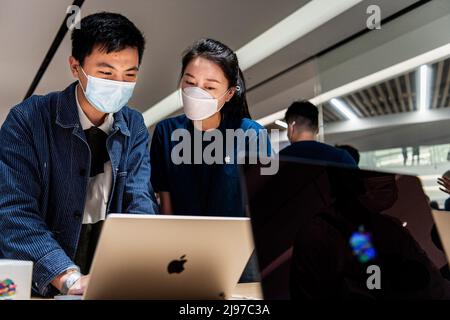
[412,146,420,165]
[278,100,356,167]
[335,144,360,165]
[402,146,409,166]
[437,170,450,211]
[430,201,440,211]
[0,12,158,297]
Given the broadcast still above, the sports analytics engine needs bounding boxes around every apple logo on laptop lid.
[167,255,187,274]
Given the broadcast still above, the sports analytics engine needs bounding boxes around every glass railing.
[360,144,450,169]
[359,143,450,209]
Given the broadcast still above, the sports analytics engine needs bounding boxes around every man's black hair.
[71,12,145,66]
[284,100,319,132]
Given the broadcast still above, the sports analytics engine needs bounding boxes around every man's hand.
[67,275,90,295]
[437,176,450,195]
[51,271,90,295]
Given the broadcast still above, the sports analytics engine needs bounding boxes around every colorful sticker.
[0,279,16,297]
[349,226,377,263]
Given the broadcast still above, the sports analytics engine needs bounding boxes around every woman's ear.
[225,87,236,102]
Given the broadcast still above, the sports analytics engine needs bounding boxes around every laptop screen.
[241,157,450,299]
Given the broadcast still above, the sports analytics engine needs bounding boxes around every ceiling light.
[330,98,358,120]
[418,64,431,111]
[275,120,288,128]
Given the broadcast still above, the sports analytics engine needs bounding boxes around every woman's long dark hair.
[181,38,251,122]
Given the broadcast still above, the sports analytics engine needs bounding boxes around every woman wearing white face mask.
[150,38,271,217]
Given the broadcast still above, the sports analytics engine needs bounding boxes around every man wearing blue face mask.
[0,12,158,297]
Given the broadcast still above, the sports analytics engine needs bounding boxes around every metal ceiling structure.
[322,58,450,123]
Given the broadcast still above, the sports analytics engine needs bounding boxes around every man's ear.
[290,121,296,132]
[288,121,295,140]
[69,56,80,78]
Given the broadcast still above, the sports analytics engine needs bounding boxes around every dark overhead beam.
[24,0,85,100]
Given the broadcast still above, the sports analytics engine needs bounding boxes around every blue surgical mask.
[78,66,136,113]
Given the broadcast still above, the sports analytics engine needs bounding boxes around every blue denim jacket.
[0,82,159,296]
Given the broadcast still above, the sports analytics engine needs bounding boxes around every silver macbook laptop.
[78,214,254,300]
[241,157,450,299]
[432,210,450,265]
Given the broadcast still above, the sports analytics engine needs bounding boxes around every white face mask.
[78,66,136,114]
[181,86,229,121]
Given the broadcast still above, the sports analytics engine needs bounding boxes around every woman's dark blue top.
[150,114,271,217]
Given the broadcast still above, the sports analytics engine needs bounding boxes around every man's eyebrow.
[125,66,139,72]
[96,63,139,72]
[185,73,195,78]
[96,62,116,70]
